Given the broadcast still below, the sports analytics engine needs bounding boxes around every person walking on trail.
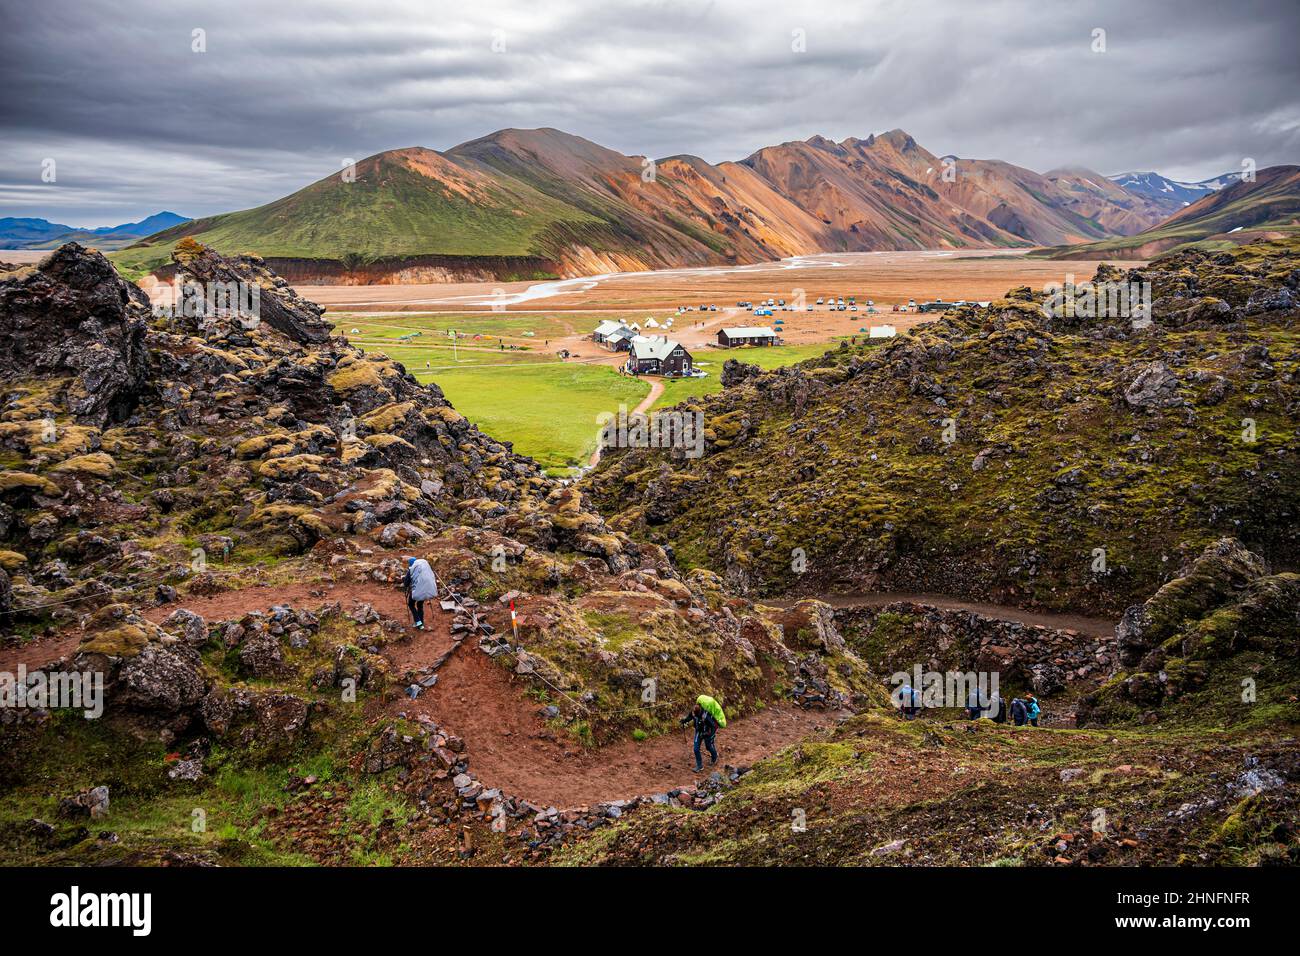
[1024,692,1041,727]
[402,556,438,630]
[1011,696,1029,726]
[681,694,726,773]
[896,682,921,720]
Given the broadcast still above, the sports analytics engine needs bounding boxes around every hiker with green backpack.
[681,694,727,773]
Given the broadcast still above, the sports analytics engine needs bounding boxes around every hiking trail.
[116,579,834,806]
[3,577,1117,807]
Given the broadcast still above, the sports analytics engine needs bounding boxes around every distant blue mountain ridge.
[0,211,191,249]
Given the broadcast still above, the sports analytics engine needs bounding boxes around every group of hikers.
[896,684,1042,726]
[403,558,1044,772]
[398,555,1047,771]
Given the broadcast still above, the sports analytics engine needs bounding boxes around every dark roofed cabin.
[717,326,778,347]
[627,336,693,376]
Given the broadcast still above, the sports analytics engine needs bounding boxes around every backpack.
[697,694,726,729]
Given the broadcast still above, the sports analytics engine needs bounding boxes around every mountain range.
[107,128,1204,281]
[1049,165,1300,259]
[0,211,190,251]
[1107,170,1242,206]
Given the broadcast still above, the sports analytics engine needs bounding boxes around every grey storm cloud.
[1,0,1297,225]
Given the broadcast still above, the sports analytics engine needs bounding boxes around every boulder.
[115,642,207,713]
[163,608,208,647]
[1123,361,1182,410]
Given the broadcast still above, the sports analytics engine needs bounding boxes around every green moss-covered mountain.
[584,238,1300,616]
[110,146,604,279]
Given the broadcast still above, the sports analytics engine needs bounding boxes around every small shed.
[593,319,636,350]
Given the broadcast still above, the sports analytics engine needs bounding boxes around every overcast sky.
[2,0,1297,226]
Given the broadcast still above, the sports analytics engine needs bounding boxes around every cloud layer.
[2,0,1297,225]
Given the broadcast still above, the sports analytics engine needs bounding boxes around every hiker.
[988,694,1007,723]
[1011,696,1028,726]
[402,556,439,630]
[967,686,982,721]
[897,683,921,720]
[681,694,725,772]
[1024,692,1041,727]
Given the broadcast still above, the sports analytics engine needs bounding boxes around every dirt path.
[0,632,83,672]
[766,591,1115,638]
[4,575,1110,807]
[389,626,838,806]
[88,578,833,808]
[162,580,836,805]
[585,376,664,468]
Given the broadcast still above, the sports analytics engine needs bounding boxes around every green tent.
[697,694,727,728]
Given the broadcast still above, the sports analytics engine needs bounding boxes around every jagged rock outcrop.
[720,358,761,388]
[1113,538,1272,668]
[1078,538,1300,725]
[0,243,150,424]
[835,602,1118,697]
[0,242,641,612]
[170,239,333,345]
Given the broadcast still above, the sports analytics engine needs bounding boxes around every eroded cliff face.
[166,253,567,286]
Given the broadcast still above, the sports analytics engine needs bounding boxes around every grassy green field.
[349,323,856,471]
[340,310,653,348]
[413,361,650,474]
